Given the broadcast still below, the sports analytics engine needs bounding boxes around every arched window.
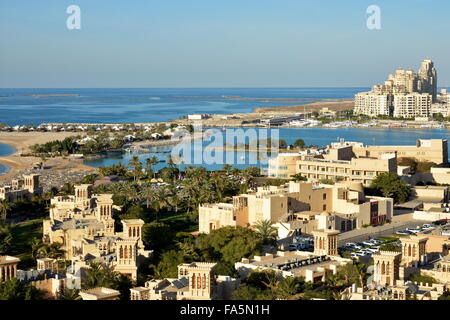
[192,274,196,289]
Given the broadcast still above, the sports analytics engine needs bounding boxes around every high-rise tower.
[418,59,438,102]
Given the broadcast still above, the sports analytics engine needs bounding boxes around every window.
[323,204,327,211]
[323,193,327,200]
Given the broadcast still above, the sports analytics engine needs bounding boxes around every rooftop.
[0,256,20,264]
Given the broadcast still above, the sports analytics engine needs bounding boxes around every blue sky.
[0,0,449,88]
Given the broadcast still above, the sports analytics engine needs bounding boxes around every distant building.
[354,59,438,117]
[0,174,42,201]
[130,262,240,300]
[352,139,448,165]
[392,93,432,118]
[269,141,398,185]
[0,256,20,282]
[79,287,120,300]
[354,92,392,117]
[188,114,210,120]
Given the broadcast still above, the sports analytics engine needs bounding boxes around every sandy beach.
[0,132,96,183]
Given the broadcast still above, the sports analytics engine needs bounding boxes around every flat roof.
[0,256,20,264]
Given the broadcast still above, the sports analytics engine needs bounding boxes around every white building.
[393,93,432,118]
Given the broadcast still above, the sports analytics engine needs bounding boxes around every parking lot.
[338,220,427,246]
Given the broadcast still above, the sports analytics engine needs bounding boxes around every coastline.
[0,132,97,183]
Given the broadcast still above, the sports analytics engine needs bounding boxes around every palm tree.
[145,156,158,179]
[254,220,278,245]
[166,155,176,169]
[0,199,11,223]
[140,185,155,209]
[121,183,141,202]
[128,156,143,182]
[58,287,81,300]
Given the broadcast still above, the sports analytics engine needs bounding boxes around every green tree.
[152,250,185,278]
[58,287,81,300]
[293,139,305,148]
[370,172,410,204]
[142,222,173,251]
[145,156,159,179]
[291,174,307,182]
[120,203,146,221]
[0,199,11,222]
[0,278,44,300]
[379,242,402,252]
[410,274,437,285]
[0,224,12,255]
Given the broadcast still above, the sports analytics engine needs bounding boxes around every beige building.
[354,59,438,116]
[199,181,393,236]
[354,92,392,117]
[79,287,121,300]
[0,256,20,282]
[130,262,240,300]
[269,142,398,185]
[0,174,42,202]
[393,93,432,118]
[352,139,448,165]
[43,184,151,280]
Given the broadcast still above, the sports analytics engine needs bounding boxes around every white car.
[407,228,421,234]
[355,251,367,257]
[362,241,373,246]
[396,230,411,235]
[350,253,359,259]
[367,247,379,253]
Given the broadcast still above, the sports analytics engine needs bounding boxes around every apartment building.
[352,139,448,165]
[354,59,438,116]
[354,92,392,116]
[198,185,293,233]
[268,148,397,185]
[199,181,393,236]
[393,93,432,118]
[295,152,397,186]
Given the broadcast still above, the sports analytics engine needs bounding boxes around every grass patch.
[9,218,43,270]
[160,213,198,233]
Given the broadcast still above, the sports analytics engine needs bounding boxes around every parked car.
[286,244,297,251]
[363,241,374,246]
[396,230,411,235]
[355,251,367,257]
[433,219,449,226]
[367,247,379,253]
[422,224,436,231]
[407,228,421,234]
[350,253,359,259]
